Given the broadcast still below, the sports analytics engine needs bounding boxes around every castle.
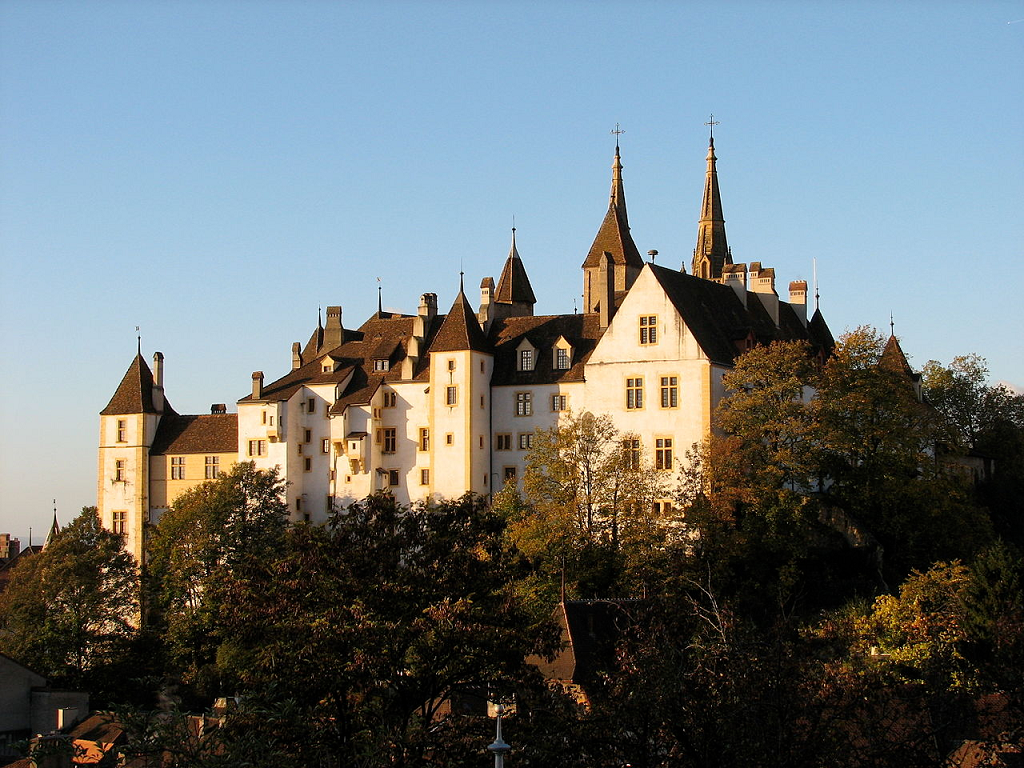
[97,135,835,563]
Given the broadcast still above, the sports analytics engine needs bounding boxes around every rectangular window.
[170,456,185,480]
[383,427,397,454]
[419,428,430,451]
[383,391,397,408]
[303,428,312,443]
[495,433,512,451]
[503,466,517,482]
[112,510,127,535]
[373,359,390,371]
[116,419,127,443]
[447,359,456,371]
[640,315,658,345]
[420,468,430,485]
[388,469,400,486]
[304,457,312,472]
[322,438,330,454]
[307,397,316,413]
[204,456,220,479]
[518,433,534,450]
[115,459,126,482]
[556,348,570,370]
[519,349,534,371]
[446,386,458,406]
[623,438,640,470]
[445,433,454,446]
[655,437,674,471]
[551,394,568,412]
[248,439,267,457]
[660,376,679,409]
[515,391,533,416]
[626,377,644,410]
[653,500,674,516]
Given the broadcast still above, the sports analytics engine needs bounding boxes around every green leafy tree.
[146,462,287,698]
[215,492,553,766]
[0,507,138,690]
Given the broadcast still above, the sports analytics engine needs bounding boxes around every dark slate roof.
[330,370,385,414]
[648,264,755,366]
[490,313,605,386]
[429,291,491,353]
[880,334,914,376]
[101,354,170,415]
[532,600,638,689]
[582,205,645,270]
[150,413,238,455]
[808,307,836,357]
[494,234,537,305]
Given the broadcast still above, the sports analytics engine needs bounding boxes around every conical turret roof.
[495,229,536,305]
[582,145,644,270]
[101,354,163,415]
[431,286,491,353]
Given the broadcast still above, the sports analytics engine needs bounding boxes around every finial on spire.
[136,326,141,355]
[377,277,383,315]
[611,122,625,151]
[459,269,465,293]
[890,312,895,336]
[813,258,820,310]
[704,113,720,145]
[318,305,323,328]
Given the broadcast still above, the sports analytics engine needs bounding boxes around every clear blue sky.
[2,0,1022,541]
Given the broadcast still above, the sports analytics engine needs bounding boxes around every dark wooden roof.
[429,291,490,353]
[494,246,537,305]
[100,354,171,415]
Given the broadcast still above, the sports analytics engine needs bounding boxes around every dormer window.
[555,348,570,370]
[516,339,537,372]
[373,359,390,372]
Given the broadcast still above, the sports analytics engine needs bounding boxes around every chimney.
[291,342,303,370]
[722,264,748,307]
[211,403,227,414]
[599,251,615,329]
[323,306,344,350]
[152,352,165,412]
[749,264,779,326]
[789,280,808,326]
[418,293,437,319]
[252,371,264,399]
[478,277,494,326]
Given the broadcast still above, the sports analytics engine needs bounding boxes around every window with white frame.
[519,348,535,371]
[112,510,127,534]
[555,347,570,370]
[248,439,267,457]
[170,456,185,480]
[518,433,534,450]
[204,456,220,479]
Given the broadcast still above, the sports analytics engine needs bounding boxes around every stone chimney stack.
[210,403,227,414]
[789,280,808,326]
[749,263,780,326]
[323,306,344,350]
[252,371,264,400]
[478,277,495,326]
[599,251,615,329]
[152,352,165,412]
[722,264,748,307]
[291,342,303,370]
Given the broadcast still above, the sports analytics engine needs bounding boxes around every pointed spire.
[495,227,537,307]
[44,505,59,549]
[582,139,644,312]
[880,333,915,378]
[431,282,490,353]
[692,119,732,280]
[101,353,162,415]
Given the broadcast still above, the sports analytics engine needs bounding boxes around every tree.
[213,492,552,766]
[145,462,288,698]
[515,411,665,597]
[0,507,138,690]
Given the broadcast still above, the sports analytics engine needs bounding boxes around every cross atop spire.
[611,122,625,150]
[704,113,720,144]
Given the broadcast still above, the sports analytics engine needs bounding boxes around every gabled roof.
[330,369,385,413]
[494,229,537,305]
[430,290,491,353]
[150,413,238,455]
[101,354,169,415]
[490,313,605,386]
[582,146,645,271]
[647,264,754,366]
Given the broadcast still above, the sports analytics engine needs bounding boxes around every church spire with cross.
[691,114,733,280]
[581,124,645,313]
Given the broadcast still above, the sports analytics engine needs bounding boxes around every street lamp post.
[487,703,511,767]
